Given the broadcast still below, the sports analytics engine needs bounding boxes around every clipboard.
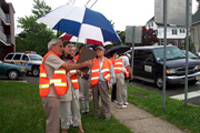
[77,46,96,73]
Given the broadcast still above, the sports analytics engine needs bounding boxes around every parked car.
[182,50,200,60]
[4,52,42,76]
[0,60,26,80]
[127,45,200,89]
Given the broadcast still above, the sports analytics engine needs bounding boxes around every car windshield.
[28,54,43,61]
[153,47,185,61]
[182,50,198,59]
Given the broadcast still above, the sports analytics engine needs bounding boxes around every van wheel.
[32,67,39,76]
[155,75,163,89]
[8,70,19,80]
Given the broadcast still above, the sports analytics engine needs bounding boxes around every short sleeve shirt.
[44,54,65,97]
[122,56,130,67]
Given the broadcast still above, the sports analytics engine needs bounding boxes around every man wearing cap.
[39,39,93,133]
[114,53,133,109]
[90,45,115,121]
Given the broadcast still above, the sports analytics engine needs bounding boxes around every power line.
[90,0,98,9]
[72,0,76,5]
[85,0,91,7]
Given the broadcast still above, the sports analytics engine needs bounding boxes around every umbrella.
[37,4,121,43]
[104,45,130,58]
[59,33,112,46]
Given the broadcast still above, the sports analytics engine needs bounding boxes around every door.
[141,50,156,81]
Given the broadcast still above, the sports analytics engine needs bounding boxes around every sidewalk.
[110,102,189,133]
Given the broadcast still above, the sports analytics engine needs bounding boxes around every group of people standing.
[39,38,133,133]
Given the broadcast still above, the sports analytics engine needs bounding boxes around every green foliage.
[182,36,196,53]
[0,81,132,133]
[16,0,55,56]
[116,30,125,43]
[127,83,200,133]
[32,0,51,18]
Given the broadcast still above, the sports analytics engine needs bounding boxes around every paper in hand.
[77,46,96,73]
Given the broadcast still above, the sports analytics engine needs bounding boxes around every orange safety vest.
[90,57,111,86]
[69,69,79,89]
[39,51,68,97]
[114,56,129,78]
[74,55,79,62]
[109,57,115,66]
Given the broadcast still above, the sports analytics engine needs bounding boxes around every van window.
[5,54,14,60]
[144,51,154,62]
[153,47,185,61]
[134,50,145,61]
[13,54,22,60]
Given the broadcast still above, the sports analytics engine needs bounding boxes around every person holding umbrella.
[114,53,133,109]
[90,45,116,121]
[39,39,93,133]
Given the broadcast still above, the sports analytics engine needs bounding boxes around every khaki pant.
[79,78,90,113]
[116,73,127,105]
[42,97,60,133]
[60,99,81,129]
[91,82,111,119]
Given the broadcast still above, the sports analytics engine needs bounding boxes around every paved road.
[130,79,200,106]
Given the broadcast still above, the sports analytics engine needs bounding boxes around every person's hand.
[130,74,133,80]
[85,60,94,68]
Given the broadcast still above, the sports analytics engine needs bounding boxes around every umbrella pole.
[57,24,60,37]
[75,38,79,51]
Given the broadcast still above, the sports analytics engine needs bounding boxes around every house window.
[180,29,185,33]
[172,29,177,35]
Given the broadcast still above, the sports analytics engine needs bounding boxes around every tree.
[16,0,56,56]
[116,30,125,43]
[142,26,159,45]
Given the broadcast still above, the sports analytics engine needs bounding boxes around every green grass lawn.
[127,83,200,133]
[0,81,132,133]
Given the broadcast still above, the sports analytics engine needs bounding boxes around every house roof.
[146,17,185,28]
[192,9,200,24]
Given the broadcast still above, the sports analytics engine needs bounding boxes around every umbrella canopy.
[37,4,121,43]
[59,33,112,46]
[104,45,130,58]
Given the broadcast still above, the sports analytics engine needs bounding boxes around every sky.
[6,0,199,34]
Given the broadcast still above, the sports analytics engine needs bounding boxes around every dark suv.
[128,45,200,88]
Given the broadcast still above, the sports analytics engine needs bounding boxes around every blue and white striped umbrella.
[37,4,121,43]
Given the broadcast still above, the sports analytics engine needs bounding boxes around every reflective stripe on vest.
[69,70,79,89]
[40,73,47,78]
[90,58,111,86]
[54,70,66,74]
[39,51,68,97]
